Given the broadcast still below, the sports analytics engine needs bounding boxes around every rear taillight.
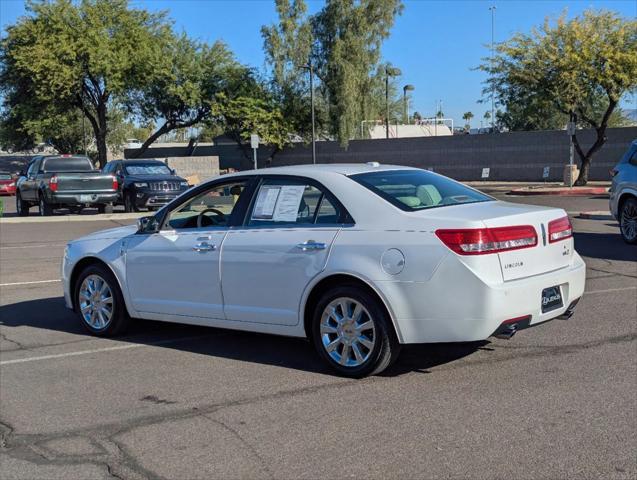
[435,225,538,255]
[548,216,572,243]
[112,176,118,190]
[49,175,58,192]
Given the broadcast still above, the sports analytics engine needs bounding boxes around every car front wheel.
[619,197,637,244]
[311,285,401,377]
[16,192,29,216]
[74,264,130,336]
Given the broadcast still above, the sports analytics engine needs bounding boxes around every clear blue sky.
[1,0,635,125]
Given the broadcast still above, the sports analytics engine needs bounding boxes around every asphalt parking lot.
[0,192,635,480]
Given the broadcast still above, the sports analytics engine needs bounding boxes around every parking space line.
[0,335,217,366]
[0,279,60,287]
[0,243,67,249]
[584,286,637,295]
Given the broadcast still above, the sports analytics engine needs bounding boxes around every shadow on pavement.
[0,296,485,377]
[573,231,635,262]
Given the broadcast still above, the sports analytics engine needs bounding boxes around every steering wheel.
[196,208,226,228]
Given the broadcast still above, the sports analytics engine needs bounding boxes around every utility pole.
[301,62,317,164]
[385,66,401,138]
[403,85,415,124]
[489,5,496,132]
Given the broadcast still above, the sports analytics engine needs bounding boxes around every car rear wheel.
[74,264,130,336]
[97,204,113,214]
[619,197,637,244]
[38,194,53,216]
[16,192,29,216]
[311,285,400,377]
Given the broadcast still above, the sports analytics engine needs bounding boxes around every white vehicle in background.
[610,139,637,244]
[62,164,586,377]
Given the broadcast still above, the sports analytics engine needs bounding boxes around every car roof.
[223,163,419,179]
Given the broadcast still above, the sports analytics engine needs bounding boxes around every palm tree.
[462,111,474,129]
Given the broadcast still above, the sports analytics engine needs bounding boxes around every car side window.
[247,179,342,227]
[103,162,113,173]
[629,149,637,166]
[27,159,40,176]
[164,180,249,230]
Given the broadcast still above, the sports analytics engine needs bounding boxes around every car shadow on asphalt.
[1,296,486,377]
[573,231,636,262]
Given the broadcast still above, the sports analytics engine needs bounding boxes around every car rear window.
[42,157,94,172]
[350,169,493,211]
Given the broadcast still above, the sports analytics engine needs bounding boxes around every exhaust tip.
[494,324,517,340]
[558,298,581,320]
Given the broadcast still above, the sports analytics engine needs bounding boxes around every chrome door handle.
[193,242,216,252]
[296,240,327,251]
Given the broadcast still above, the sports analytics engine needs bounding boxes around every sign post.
[250,134,259,170]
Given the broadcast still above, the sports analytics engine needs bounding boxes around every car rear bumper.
[48,192,119,205]
[379,251,586,344]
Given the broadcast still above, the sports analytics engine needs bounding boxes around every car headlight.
[134,182,148,188]
[180,181,189,188]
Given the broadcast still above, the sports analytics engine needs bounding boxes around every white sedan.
[63,164,586,377]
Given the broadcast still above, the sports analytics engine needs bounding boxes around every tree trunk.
[94,102,109,168]
[576,156,592,186]
[129,121,172,159]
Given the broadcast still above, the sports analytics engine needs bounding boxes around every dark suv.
[104,160,190,212]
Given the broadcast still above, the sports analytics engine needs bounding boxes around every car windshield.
[125,164,171,175]
[42,157,94,172]
[0,174,12,180]
[350,169,493,211]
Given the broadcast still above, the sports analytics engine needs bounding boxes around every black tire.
[311,284,401,378]
[74,263,130,336]
[16,191,29,216]
[38,194,53,216]
[124,192,138,213]
[619,197,637,245]
[97,203,113,214]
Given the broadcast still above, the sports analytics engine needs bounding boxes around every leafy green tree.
[128,37,246,158]
[480,10,637,184]
[0,0,174,167]
[262,0,404,146]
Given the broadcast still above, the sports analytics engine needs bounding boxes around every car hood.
[71,224,138,244]
[125,175,186,183]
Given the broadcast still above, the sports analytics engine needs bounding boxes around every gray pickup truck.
[15,155,119,216]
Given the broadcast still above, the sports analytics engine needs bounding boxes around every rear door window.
[247,178,346,227]
[350,169,493,211]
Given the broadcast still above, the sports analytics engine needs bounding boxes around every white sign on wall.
[481,167,490,179]
[542,166,550,179]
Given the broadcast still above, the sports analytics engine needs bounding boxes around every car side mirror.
[137,215,159,234]
[170,169,176,175]
[18,170,26,177]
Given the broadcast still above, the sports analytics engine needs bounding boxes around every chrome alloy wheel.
[78,274,114,330]
[320,297,376,367]
[620,202,637,242]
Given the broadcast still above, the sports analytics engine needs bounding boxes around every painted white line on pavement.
[584,286,637,295]
[0,335,216,366]
[0,243,67,250]
[0,279,60,287]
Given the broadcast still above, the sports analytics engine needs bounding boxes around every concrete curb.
[0,212,145,224]
[508,187,609,196]
[577,211,615,220]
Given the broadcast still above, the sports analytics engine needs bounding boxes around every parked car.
[609,139,637,244]
[15,155,118,216]
[62,164,586,377]
[0,172,16,195]
[103,159,189,212]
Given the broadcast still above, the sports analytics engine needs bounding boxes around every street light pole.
[309,62,316,165]
[385,66,401,139]
[489,5,496,132]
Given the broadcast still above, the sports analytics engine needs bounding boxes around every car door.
[221,176,349,326]
[124,177,252,320]
[21,157,42,201]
